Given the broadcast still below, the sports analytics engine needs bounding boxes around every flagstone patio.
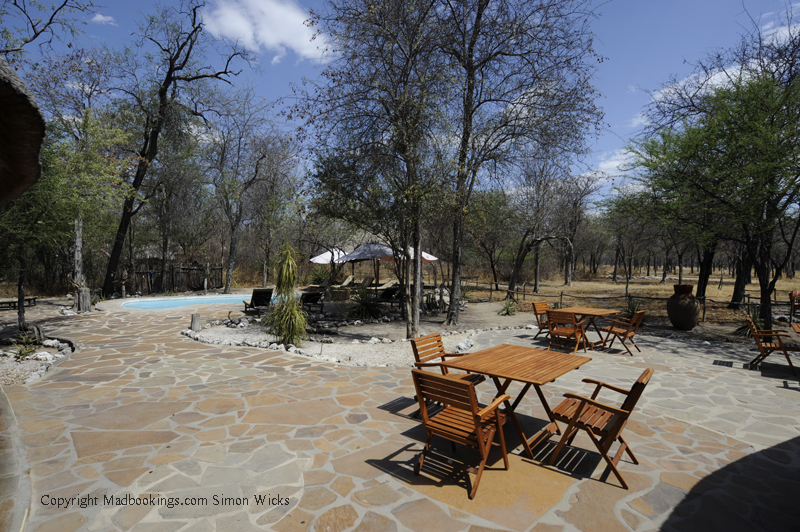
[1,298,799,532]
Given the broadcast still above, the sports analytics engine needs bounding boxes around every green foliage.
[350,287,382,320]
[733,305,763,338]
[12,334,38,360]
[275,242,298,298]
[551,301,562,310]
[621,296,640,320]
[310,266,329,285]
[263,297,307,346]
[163,291,179,297]
[497,298,517,316]
[264,242,307,346]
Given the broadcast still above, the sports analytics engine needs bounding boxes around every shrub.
[621,295,640,320]
[310,266,329,285]
[264,243,308,346]
[498,298,517,316]
[733,305,762,338]
[351,287,382,319]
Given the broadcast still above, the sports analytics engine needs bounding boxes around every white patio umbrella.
[310,248,346,264]
[338,242,438,283]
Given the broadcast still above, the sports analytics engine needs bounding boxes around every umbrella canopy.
[338,242,394,262]
[339,241,438,264]
[310,248,347,264]
[379,247,438,264]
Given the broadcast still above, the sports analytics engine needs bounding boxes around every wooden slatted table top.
[559,306,619,318]
[442,344,592,386]
[792,323,800,334]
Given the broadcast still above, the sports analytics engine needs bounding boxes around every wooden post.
[560,291,563,308]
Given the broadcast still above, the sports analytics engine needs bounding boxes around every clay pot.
[667,284,700,330]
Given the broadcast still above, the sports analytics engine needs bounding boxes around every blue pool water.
[121,294,245,310]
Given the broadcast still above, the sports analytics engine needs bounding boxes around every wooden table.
[792,323,800,334]
[560,306,619,348]
[442,344,591,458]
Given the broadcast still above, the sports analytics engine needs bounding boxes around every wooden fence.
[132,265,223,295]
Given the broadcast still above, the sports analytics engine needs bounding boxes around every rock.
[381,338,392,344]
[525,324,536,329]
[31,352,53,362]
[454,338,474,353]
[42,339,59,348]
[367,337,381,344]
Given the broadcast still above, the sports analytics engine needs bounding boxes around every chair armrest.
[581,378,630,395]
[563,393,628,416]
[441,352,467,358]
[478,394,511,419]
[606,318,631,328]
[414,362,445,369]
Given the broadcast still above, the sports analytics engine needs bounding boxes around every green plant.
[163,290,179,297]
[351,287,382,319]
[13,334,38,360]
[264,243,308,346]
[551,301,562,310]
[621,295,640,319]
[310,266,329,285]
[733,305,763,338]
[497,298,517,316]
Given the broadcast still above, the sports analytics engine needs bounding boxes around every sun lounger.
[243,288,274,315]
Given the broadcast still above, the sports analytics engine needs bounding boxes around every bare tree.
[0,0,93,58]
[101,0,249,297]
[205,88,294,294]
[438,0,603,324]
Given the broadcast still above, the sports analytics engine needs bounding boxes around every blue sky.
[68,0,782,178]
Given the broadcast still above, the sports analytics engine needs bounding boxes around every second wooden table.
[443,344,591,458]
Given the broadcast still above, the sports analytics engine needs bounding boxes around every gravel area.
[195,325,476,367]
[0,339,74,385]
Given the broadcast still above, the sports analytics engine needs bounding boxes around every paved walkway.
[1,299,799,532]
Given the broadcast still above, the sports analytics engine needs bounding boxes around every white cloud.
[596,150,631,176]
[628,112,648,128]
[627,85,637,94]
[91,13,117,26]
[203,0,325,65]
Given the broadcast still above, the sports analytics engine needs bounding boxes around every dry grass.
[465,273,800,325]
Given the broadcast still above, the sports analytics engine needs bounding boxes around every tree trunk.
[128,220,137,295]
[224,227,238,294]
[445,213,465,325]
[160,229,171,293]
[410,218,422,338]
[533,243,541,293]
[564,238,573,286]
[695,244,717,299]
[17,256,26,332]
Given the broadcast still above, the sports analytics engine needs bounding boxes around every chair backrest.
[411,369,480,428]
[533,301,549,325]
[251,288,274,306]
[629,311,646,334]
[547,310,577,330]
[338,275,354,287]
[746,318,769,351]
[301,292,322,304]
[358,276,374,288]
[619,368,655,413]
[411,333,446,365]
[379,285,400,300]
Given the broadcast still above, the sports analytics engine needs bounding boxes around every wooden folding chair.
[411,369,509,499]
[532,301,550,339]
[546,310,589,354]
[747,318,798,375]
[547,368,655,489]
[411,333,485,385]
[600,311,645,356]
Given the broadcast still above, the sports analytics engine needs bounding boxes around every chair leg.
[469,453,488,500]
[622,339,635,356]
[496,415,509,470]
[586,432,628,489]
[415,433,433,475]
[781,350,797,375]
[618,435,638,464]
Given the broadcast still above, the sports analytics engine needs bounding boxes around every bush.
[264,243,308,346]
[310,266,329,285]
[733,305,762,338]
[351,287,382,319]
[498,298,517,316]
[621,295,640,320]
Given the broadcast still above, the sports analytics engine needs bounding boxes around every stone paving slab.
[0,301,799,531]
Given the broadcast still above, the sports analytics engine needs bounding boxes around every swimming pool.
[121,294,245,310]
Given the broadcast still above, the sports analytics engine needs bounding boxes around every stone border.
[180,319,541,367]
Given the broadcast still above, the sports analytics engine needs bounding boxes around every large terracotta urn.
[667,284,701,330]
